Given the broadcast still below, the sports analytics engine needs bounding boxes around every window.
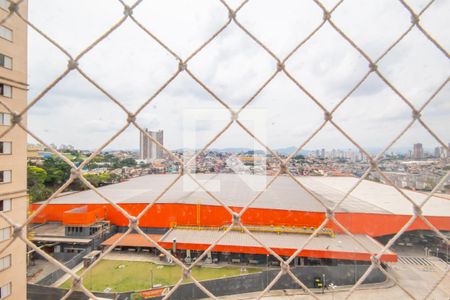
[0,199,11,212]
[0,26,12,41]
[0,142,11,154]
[0,255,11,271]
[0,227,11,242]
[0,84,12,97]
[0,170,11,183]
[0,282,10,299]
[0,0,7,11]
[0,113,11,126]
[0,54,12,69]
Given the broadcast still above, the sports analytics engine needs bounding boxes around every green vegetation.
[60,259,261,292]
[27,154,128,202]
[27,165,53,202]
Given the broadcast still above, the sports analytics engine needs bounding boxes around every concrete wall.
[28,284,118,300]
[160,265,386,300]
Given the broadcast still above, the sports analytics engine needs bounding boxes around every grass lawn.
[60,259,261,292]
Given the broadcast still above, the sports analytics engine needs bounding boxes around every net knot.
[277,62,285,72]
[371,255,380,266]
[232,213,240,226]
[11,112,22,125]
[178,61,187,72]
[123,5,133,17]
[369,158,378,169]
[129,216,139,229]
[280,261,290,273]
[70,168,81,179]
[413,205,422,216]
[13,224,22,236]
[183,268,191,279]
[127,113,136,123]
[280,163,288,174]
[326,208,334,219]
[67,59,78,71]
[9,1,19,13]
[228,9,236,20]
[230,110,239,122]
[72,276,82,289]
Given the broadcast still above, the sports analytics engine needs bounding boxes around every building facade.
[412,143,424,160]
[139,129,163,161]
[0,1,28,299]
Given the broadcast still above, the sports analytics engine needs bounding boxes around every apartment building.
[0,1,28,299]
[139,129,164,161]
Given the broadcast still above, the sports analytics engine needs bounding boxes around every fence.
[27,284,116,300]
[153,265,386,300]
[0,0,449,299]
[28,264,386,300]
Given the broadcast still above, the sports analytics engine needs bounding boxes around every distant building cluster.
[309,148,365,162]
[139,129,164,161]
[434,143,450,159]
[409,142,449,160]
[26,138,450,194]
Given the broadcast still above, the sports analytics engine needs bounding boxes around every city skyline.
[34,140,449,158]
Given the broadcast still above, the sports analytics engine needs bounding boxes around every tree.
[27,166,47,186]
[42,156,71,187]
[28,183,53,203]
[119,158,137,167]
[27,166,52,202]
[83,173,101,187]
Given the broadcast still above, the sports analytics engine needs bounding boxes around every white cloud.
[26,0,450,152]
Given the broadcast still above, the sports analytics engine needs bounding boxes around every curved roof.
[43,174,450,216]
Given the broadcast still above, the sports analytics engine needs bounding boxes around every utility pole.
[150,269,154,288]
[322,274,326,294]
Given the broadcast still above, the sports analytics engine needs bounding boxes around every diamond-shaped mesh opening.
[235,0,324,58]
[0,0,449,299]
[331,0,411,59]
[78,22,179,112]
[378,28,449,107]
[187,22,276,108]
[285,22,369,110]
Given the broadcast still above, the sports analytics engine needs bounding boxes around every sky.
[26,0,450,153]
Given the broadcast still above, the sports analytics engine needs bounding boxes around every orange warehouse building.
[30,174,450,263]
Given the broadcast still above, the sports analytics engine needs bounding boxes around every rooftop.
[159,228,397,262]
[101,233,163,248]
[39,174,450,216]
